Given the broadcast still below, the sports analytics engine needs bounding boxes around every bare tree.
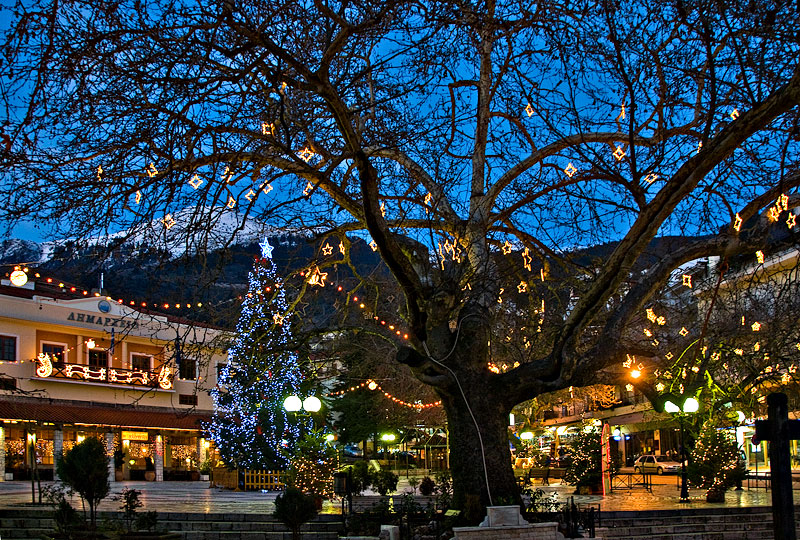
[2,0,800,506]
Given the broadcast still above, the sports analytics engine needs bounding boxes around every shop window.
[131,354,152,371]
[42,343,66,367]
[179,359,197,380]
[179,394,198,406]
[88,349,108,368]
[0,334,17,362]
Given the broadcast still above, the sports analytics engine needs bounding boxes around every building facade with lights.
[0,275,229,482]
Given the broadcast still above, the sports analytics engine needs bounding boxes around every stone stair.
[594,507,800,539]
[0,508,343,539]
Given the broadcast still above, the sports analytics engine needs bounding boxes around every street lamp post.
[664,397,699,503]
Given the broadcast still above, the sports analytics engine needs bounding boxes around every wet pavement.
[0,475,778,515]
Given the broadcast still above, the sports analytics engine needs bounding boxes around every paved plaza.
[0,475,777,515]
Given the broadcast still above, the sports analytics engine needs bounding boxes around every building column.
[122,440,130,481]
[0,424,5,482]
[53,427,64,481]
[105,432,115,484]
[154,433,164,481]
[197,437,205,465]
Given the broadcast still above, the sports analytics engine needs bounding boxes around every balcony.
[34,353,174,390]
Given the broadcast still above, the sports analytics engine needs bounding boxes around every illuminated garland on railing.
[329,379,441,410]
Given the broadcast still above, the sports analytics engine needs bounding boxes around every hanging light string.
[328,379,442,410]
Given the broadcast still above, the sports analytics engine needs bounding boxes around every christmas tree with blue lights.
[209,238,309,470]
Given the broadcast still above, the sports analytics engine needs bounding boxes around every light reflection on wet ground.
[0,476,777,515]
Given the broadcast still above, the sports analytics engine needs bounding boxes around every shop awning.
[0,397,209,431]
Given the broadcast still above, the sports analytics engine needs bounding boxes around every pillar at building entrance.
[105,432,115,484]
[53,428,63,482]
[0,425,5,482]
[154,434,164,482]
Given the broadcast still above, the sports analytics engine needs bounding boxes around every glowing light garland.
[329,379,441,410]
[208,241,309,469]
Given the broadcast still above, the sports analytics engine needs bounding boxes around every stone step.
[0,528,53,539]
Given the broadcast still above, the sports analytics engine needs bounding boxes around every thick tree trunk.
[440,381,519,509]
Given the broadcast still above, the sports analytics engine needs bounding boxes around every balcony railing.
[35,353,174,390]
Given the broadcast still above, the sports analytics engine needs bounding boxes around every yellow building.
[0,272,228,482]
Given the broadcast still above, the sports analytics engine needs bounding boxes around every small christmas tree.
[208,238,310,470]
[564,426,602,491]
[688,423,747,502]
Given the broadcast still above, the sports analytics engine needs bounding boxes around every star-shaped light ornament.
[733,213,743,232]
[564,163,578,178]
[502,241,513,255]
[273,313,285,325]
[189,175,203,189]
[525,103,534,117]
[625,384,634,392]
[259,238,275,259]
[613,145,626,161]
[779,193,789,211]
[768,206,781,221]
[751,321,762,332]
[339,242,346,255]
[161,214,176,230]
[307,267,328,287]
[518,281,528,293]
[787,213,796,230]
[298,147,314,162]
[321,243,333,256]
[682,274,692,288]
[679,327,689,337]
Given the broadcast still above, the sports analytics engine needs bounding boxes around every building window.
[0,376,16,390]
[179,359,197,380]
[88,349,108,368]
[131,354,151,371]
[178,394,198,406]
[42,343,66,367]
[0,335,17,362]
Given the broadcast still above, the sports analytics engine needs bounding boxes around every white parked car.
[633,455,682,475]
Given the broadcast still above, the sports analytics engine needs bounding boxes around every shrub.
[56,437,110,528]
[273,487,319,540]
[115,487,143,533]
[434,471,452,509]
[42,484,84,536]
[419,476,435,496]
[372,470,399,495]
[348,460,373,495]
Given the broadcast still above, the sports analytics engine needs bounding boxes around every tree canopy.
[3,0,800,507]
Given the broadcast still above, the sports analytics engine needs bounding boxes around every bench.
[515,467,567,487]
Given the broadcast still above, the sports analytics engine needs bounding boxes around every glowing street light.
[283,395,302,412]
[663,396,699,502]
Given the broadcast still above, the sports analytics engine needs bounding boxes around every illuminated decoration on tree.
[227,196,236,209]
[644,173,659,184]
[733,213,743,232]
[321,243,333,256]
[161,214,176,230]
[146,163,158,177]
[682,274,692,288]
[730,109,740,120]
[768,206,781,221]
[788,213,797,229]
[525,103,534,117]
[564,163,577,178]
[208,248,309,469]
[613,145,625,161]
[259,237,275,259]
[189,174,203,189]
[369,240,378,252]
[329,379,441,410]
[756,250,765,264]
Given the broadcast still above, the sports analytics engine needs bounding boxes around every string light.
[733,213,742,232]
[329,380,441,410]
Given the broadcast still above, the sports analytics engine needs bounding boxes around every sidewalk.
[0,476,776,516]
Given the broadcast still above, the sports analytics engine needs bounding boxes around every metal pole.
[679,416,690,502]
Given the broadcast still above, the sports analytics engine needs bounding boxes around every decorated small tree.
[564,427,602,493]
[288,429,338,500]
[56,437,110,528]
[688,423,747,502]
[208,239,310,470]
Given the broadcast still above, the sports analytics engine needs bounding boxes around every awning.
[0,397,209,431]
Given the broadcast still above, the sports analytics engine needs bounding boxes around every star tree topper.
[260,238,275,259]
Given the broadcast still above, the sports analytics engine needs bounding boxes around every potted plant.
[198,458,212,482]
[144,457,156,482]
[114,449,126,482]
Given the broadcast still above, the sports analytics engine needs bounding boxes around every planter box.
[4,472,13,481]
